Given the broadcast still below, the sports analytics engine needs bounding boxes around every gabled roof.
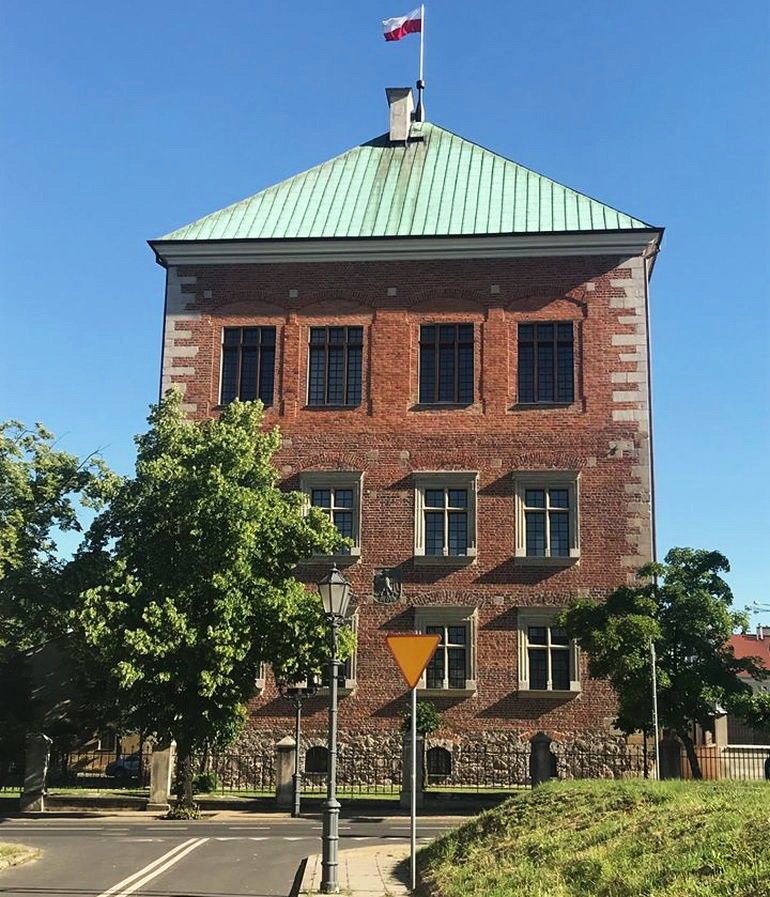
[158,122,656,242]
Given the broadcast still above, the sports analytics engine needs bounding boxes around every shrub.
[193,771,219,793]
[402,700,441,737]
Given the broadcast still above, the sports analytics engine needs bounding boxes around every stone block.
[147,743,175,812]
[20,733,52,814]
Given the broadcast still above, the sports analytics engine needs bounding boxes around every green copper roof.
[159,122,654,241]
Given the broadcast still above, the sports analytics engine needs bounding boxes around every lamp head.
[317,564,351,619]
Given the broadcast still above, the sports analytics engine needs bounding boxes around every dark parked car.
[105,752,142,779]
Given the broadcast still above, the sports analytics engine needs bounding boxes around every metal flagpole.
[410,684,417,891]
[419,4,425,82]
[650,639,661,779]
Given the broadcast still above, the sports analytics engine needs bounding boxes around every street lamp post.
[277,677,318,818]
[317,565,351,895]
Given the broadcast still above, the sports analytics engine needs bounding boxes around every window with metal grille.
[523,488,571,558]
[308,326,363,406]
[419,324,474,404]
[311,487,355,555]
[517,322,574,404]
[425,624,468,690]
[423,488,469,557]
[220,327,276,405]
[525,625,571,691]
[304,746,329,774]
[426,747,452,782]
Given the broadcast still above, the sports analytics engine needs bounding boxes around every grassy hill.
[418,779,770,897]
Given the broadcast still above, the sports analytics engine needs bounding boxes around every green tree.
[559,548,767,778]
[76,393,353,809]
[0,420,114,661]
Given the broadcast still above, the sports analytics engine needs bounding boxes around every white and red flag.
[382,7,423,42]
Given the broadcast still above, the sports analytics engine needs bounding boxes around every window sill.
[214,403,276,413]
[410,403,478,412]
[414,550,477,567]
[418,683,476,698]
[303,404,362,411]
[514,554,579,567]
[298,550,361,567]
[512,402,577,411]
[316,681,356,697]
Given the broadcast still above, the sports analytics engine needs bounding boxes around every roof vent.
[386,87,414,143]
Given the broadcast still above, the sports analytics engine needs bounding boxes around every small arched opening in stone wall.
[426,746,452,784]
[304,745,329,774]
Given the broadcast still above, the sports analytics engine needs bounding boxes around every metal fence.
[678,745,770,781]
[555,742,653,780]
[302,745,402,795]
[47,749,151,790]
[203,751,276,794]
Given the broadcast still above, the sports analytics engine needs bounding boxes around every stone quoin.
[149,88,663,760]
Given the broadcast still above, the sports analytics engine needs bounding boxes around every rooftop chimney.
[386,88,414,143]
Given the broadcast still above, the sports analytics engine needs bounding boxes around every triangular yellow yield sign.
[386,634,441,689]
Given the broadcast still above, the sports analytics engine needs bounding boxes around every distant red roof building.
[730,627,770,671]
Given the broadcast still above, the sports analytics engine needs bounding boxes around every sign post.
[386,633,441,893]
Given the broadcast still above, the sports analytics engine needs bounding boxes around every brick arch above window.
[407,293,487,314]
[211,298,288,316]
[295,296,375,313]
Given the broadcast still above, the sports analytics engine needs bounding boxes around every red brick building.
[150,90,663,761]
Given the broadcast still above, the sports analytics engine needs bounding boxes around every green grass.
[418,779,770,897]
[0,843,39,872]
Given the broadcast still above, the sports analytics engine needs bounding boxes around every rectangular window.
[419,324,474,404]
[220,327,276,405]
[415,607,477,693]
[308,326,363,406]
[300,471,362,561]
[523,488,571,558]
[319,655,354,689]
[414,473,477,563]
[311,487,354,555]
[514,472,579,564]
[425,625,468,690]
[517,322,574,404]
[520,618,576,692]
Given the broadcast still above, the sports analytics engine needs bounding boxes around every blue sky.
[1,2,768,622]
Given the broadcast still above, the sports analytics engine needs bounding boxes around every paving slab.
[301,844,411,896]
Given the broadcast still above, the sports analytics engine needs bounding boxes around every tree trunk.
[678,730,702,780]
[175,740,195,807]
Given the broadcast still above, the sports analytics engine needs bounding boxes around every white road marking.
[95,837,207,897]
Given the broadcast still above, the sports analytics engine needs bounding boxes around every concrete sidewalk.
[301,844,412,896]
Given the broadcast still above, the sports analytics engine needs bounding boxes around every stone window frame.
[413,472,478,565]
[299,471,363,565]
[316,610,358,696]
[415,606,477,697]
[512,471,580,566]
[517,608,581,697]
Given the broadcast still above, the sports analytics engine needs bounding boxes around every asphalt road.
[0,813,464,896]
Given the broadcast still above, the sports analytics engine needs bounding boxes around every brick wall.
[160,251,652,746]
